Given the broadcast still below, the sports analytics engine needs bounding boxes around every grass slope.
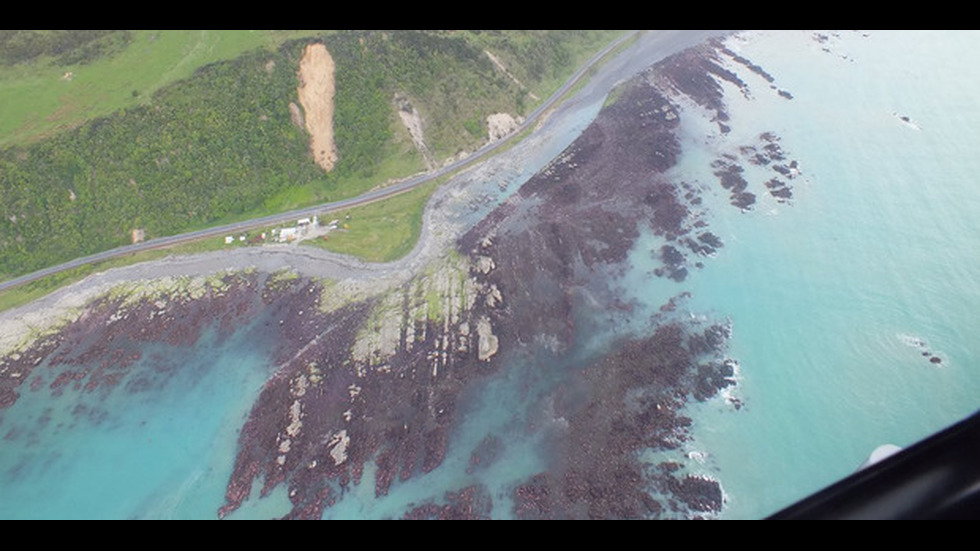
[304,179,439,262]
[0,30,327,148]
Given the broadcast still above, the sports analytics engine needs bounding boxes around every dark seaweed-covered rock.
[731,191,756,209]
[655,44,749,128]
[693,361,736,402]
[514,473,559,520]
[664,475,724,513]
[510,317,733,519]
[698,232,723,250]
[0,274,261,410]
[716,41,776,83]
[682,237,708,256]
[712,159,757,209]
[764,143,785,162]
[714,162,747,192]
[0,387,17,409]
[467,434,504,474]
[771,187,793,200]
[654,245,689,282]
[661,245,685,266]
[402,484,494,520]
[669,267,689,282]
[463,40,761,518]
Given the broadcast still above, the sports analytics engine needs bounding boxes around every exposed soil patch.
[288,101,304,130]
[297,43,338,173]
[486,113,521,142]
[395,94,434,169]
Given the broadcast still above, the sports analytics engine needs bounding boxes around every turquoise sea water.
[0,325,277,519]
[2,31,978,519]
[655,30,980,518]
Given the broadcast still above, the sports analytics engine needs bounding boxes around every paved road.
[0,31,640,294]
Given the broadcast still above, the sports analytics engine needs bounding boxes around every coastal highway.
[0,31,641,294]
[0,30,725,294]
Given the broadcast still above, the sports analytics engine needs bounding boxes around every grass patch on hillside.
[457,30,628,112]
[0,30,328,148]
[260,115,425,213]
[303,180,439,263]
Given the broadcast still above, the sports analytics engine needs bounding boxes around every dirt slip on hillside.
[486,113,522,142]
[395,94,435,170]
[297,43,338,173]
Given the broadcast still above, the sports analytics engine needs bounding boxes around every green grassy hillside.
[0,31,327,149]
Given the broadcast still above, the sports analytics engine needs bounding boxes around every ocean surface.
[2,30,979,519]
[659,30,980,518]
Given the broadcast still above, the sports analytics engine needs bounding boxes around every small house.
[279,227,299,242]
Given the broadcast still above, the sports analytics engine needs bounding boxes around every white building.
[279,227,299,242]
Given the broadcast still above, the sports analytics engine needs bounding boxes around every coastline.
[0,30,729,357]
[1,30,755,520]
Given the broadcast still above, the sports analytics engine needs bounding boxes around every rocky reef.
[218,252,507,519]
[402,484,494,520]
[511,317,735,519]
[449,41,773,518]
[1,273,267,413]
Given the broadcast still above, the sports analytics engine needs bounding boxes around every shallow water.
[0,324,275,519]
